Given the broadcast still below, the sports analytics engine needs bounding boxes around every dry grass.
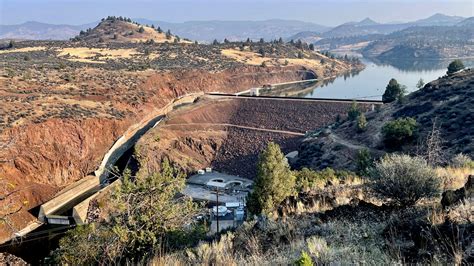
[436,166,473,190]
[57,47,141,62]
[0,46,47,54]
[221,48,335,70]
[128,25,191,44]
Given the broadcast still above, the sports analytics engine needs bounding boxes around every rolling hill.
[362,25,474,59]
[71,16,187,43]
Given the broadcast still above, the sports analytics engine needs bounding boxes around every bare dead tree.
[417,119,446,166]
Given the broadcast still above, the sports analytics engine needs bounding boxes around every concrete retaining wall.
[38,175,100,222]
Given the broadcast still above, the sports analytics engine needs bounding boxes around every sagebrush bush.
[450,153,474,168]
[369,154,440,206]
[295,168,360,191]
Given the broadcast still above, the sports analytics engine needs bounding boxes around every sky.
[0,0,472,26]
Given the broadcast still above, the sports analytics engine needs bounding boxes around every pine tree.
[247,142,296,215]
[166,30,172,40]
[447,59,464,75]
[357,113,367,132]
[348,101,361,120]
[416,78,425,89]
[54,160,197,264]
[382,78,404,103]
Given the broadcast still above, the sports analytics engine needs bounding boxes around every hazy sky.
[0,0,472,26]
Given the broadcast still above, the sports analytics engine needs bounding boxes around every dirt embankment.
[136,97,369,179]
[0,65,317,241]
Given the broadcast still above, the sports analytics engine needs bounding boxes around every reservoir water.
[268,58,474,100]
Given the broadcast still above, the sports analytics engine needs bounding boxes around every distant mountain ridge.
[320,14,466,38]
[362,24,474,59]
[0,13,468,42]
[133,18,330,42]
[0,21,96,40]
[0,19,329,42]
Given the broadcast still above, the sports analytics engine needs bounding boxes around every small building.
[250,87,260,96]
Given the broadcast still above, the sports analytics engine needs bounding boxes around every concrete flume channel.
[0,93,203,263]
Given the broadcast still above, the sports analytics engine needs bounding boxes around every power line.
[0,225,76,248]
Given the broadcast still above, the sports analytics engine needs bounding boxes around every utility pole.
[215,187,219,233]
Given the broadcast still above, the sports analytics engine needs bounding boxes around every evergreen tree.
[309,43,315,51]
[416,78,425,89]
[259,38,264,43]
[166,30,172,40]
[447,59,464,75]
[138,26,145,33]
[54,160,197,264]
[347,101,361,120]
[247,142,296,215]
[357,113,367,132]
[212,39,219,45]
[382,78,404,103]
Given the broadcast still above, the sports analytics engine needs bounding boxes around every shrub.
[369,154,440,206]
[247,142,296,215]
[295,168,359,191]
[450,153,474,168]
[355,149,373,176]
[447,60,464,75]
[347,101,360,121]
[382,117,417,148]
[295,251,314,266]
[54,160,198,264]
[356,113,367,132]
[295,167,327,191]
